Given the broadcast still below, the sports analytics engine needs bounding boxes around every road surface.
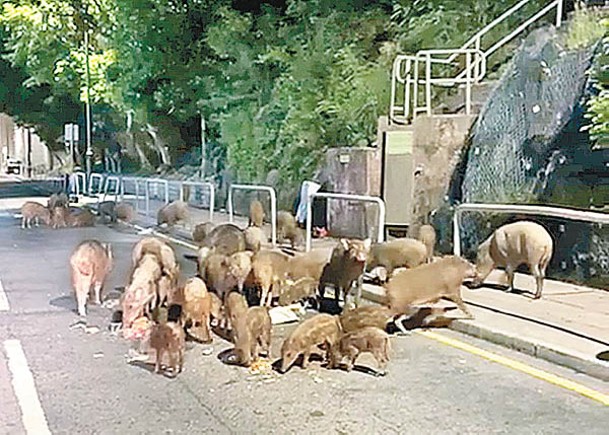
[0,200,607,433]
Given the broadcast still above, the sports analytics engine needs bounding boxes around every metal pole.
[453,209,461,257]
[200,113,206,178]
[305,194,313,252]
[84,24,93,181]
[556,0,563,27]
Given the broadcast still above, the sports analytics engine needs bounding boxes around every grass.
[564,4,607,51]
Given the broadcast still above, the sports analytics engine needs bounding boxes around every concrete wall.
[0,113,53,175]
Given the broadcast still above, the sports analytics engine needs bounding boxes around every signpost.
[64,123,79,167]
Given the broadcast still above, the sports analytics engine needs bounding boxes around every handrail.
[88,173,104,196]
[181,181,215,222]
[145,178,169,217]
[390,0,564,124]
[227,184,277,246]
[453,203,609,257]
[305,192,386,252]
[101,175,120,202]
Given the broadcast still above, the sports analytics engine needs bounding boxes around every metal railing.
[227,184,277,246]
[145,178,169,217]
[305,192,386,252]
[389,0,564,124]
[70,171,87,196]
[88,173,104,196]
[181,181,215,222]
[101,176,120,202]
[453,203,609,257]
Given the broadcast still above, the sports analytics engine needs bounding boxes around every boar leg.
[155,348,163,374]
[93,282,103,305]
[372,348,388,376]
[75,286,88,317]
[345,347,359,372]
[505,264,515,292]
[301,350,311,369]
[533,263,544,299]
[260,286,270,307]
[447,294,474,319]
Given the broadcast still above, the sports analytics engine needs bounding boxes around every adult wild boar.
[157,200,190,227]
[20,202,51,228]
[69,240,113,317]
[472,221,554,299]
[200,223,246,256]
[366,238,427,275]
[249,200,264,227]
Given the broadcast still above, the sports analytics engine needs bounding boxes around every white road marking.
[3,339,51,435]
[0,279,9,311]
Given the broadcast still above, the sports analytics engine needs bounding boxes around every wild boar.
[199,253,235,301]
[249,200,264,227]
[156,275,173,307]
[227,251,254,293]
[319,238,371,309]
[68,207,96,227]
[209,292,224,327]
[385,255,478,333]
[280,313,342,373]
[69,240,113,317]
[230,306,273,367]
[201,223,246,256]
[157,200,190,227]
[251,249,291,307]
[244,226,265,253]
[122,254,163,328]
[286,248,332,282]
[418,224,437,263]
[472,221,554,299]
[20,201,51,228]
[192,222,215,245]
[366,238,427,275]
[47,192,69,209]
[115,202,136,223]
[225,291,249,334]
[182,277,212,343]
[277,211,304,248]
[278,277,319,306]
[97,201,118,223]
[339,306,394,334]
[50,206,69,229]
[329,326,390,376]
[132,237,179,283]
[150,321,186,376]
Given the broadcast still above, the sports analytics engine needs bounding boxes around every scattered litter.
[137,227,154,235]
[13,213,22,219]
[269,306,301,325]
[126,348,150,364]
[93,352,104,359]
[249,358,273,375]
[85,326,100,334]
[459,359,466,364]
[310,410,325,418]
[312,376,323,384]
[532,104,541,114]
[102,299,119,309]
[201,347,214,356]
[69,320,87,330]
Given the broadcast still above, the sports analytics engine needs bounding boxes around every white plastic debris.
[269,306,301,325]
[137,227,154,235]
[532,104,541,114]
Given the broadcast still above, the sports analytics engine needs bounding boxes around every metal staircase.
[389,0,565,125]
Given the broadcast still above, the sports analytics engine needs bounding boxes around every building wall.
[0,113,52,174]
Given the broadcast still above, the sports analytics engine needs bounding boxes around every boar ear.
[340,238,350,250]
[362,238,372,250]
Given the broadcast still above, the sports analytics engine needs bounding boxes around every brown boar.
[230,306,273,367]
[20,201,51,228]
[209,292,224,327]
[244,226,265,253]
[132,237,179,283]
[69,240,113,317]
[50,206,69,229]
[277,211,304,248]
[157,200,190,227]
[199,253,235,301]
[251,249,291,307]
[286,248,332,282]
[278,277,319,306]
[280,313,342,373]
[122,254,163,328]
[182,277,212,343]
[225,291,249,334]
[418,224,437,263]
[385,255,478,333]
[339,306,394,334]
[47,192,69,209]
[227,251,254,293]
[201,223,246,256]
[68,207,96,227]
[249,200,264,227]
[115,202,135,223]
[192,221,215,245]
[97,200,118,223]
[156,275,173,307]
[472,221,554,299]
[329,326,390,376]
[366,238,427,275]
[319,238,371,309]
[150,321,186,376]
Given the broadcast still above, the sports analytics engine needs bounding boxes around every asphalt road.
[0,200,608,434]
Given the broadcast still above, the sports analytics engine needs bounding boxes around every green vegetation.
[0,0,593,190]
[585,16,609,149]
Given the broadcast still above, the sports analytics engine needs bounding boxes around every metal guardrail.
[70,171,87,196]
[102,176,120,202]
[227,184,277,246]
[389,0,564,124]
[88,173,104,196]
[453,203,609,257]
[305,192,386,252]
[181,181,215,222]
[145,178,169,217]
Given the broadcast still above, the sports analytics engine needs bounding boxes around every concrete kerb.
[359,283,609,382]
[110,216,609,382]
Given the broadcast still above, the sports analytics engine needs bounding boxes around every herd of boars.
[62,196,555,377]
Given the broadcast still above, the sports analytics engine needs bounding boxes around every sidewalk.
[362,271,609,381]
